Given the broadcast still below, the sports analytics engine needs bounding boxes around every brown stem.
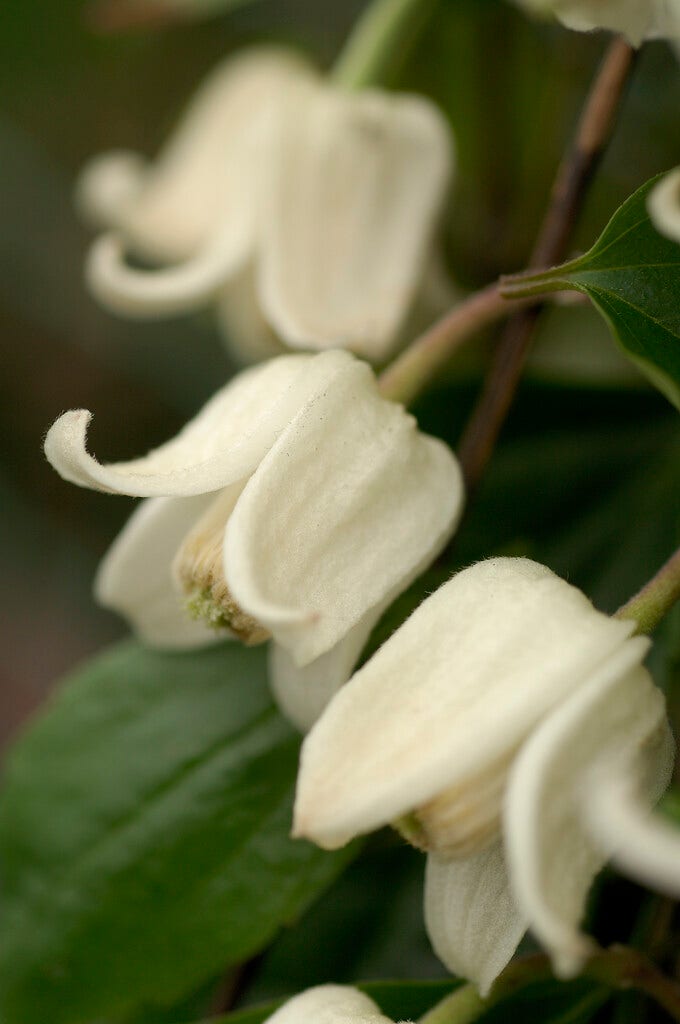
[377,283,530,405]
[457,35,636,494]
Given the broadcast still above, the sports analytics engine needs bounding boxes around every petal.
[504,641,671,978]
[215,263,287,366]
[516,0,657,45]
[294,558,636,850]
[260,82,453,360]
[114,48,315,263]
[264,985,393,1024]
[95,494,222,648]
[85,226,250,319]
[268,603,386,733]
[75,150,147,229]
[425,846,526,997]
[44,352,338,496]
[225,352,463,666]
[582,740,679,899]
[648,167,680,244]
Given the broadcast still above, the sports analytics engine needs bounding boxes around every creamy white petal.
[515,0,674,44]
[95,494,221,648]
[75,150,147,229]
[505,641,671,978]
[648,168,680,244]
[225,353,463,666]
[294,558,635,850]
[215,263,287,366]
[425,846,526,997]
[269,604,386,733]
[86,226,247,319]
[264,985,393,1024]
[44,352,341,496]
[260,82,453,360]
[114,48,315,263]
[583,744,679,898]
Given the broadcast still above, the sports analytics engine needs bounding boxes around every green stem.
[616,546,680,634]
[332,0,438,90]
[377,283,531,405]
[419,984,485,1024]
[419,947,680,1024]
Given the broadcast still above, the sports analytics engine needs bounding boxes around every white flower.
[294,558,674,993]
[78,48,454,363]
[262,985,396,1024]
[648,168,680,243]
[44,350,463,730]
[515,0,680,45]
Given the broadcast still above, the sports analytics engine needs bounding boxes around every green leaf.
[0,641,354,1024]
[502,176,680,408]
[478,978,608,1024]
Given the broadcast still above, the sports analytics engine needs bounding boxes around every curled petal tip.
[44,410,96,486]
[75,151,146,228]
[86,227,243,319]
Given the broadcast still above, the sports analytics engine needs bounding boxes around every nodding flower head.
[294,557,674,993]
[44,350,464,732]
[76,47,455,363]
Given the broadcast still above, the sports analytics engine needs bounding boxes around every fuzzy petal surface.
[225,352,463,666]
[264,985,393,1024]
[115,48,314,263]
[648,167,680,244]
[95,494,220,647]
[505,640,671,978]
[44,353,337,496]
[294,558,634,850]
[425,845,526,996]
[260,82,452,359]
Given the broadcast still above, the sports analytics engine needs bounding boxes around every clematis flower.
[261,985,396,1024]
[514,0,680,45]
[77,47,454,363]
[44,350,463,730]
[648,167,680,243]
[294,558,674,993]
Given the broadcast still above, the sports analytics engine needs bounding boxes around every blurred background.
[2,0,680,747]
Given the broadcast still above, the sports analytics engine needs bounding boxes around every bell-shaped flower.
[77,47,454,363]
[262,985,396,1024]
[515,0,680,45]
[648,167,680,243]
[44,350,463,730]
[294,558,674,993]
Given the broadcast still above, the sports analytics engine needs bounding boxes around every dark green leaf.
[0,641,354,1024]
[503,176,680,408]
[478,978,609,1024]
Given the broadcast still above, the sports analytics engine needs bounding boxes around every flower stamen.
[173,487,270,644]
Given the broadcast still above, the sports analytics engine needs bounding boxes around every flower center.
[394,751,515,859]
[173,486,270,645]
